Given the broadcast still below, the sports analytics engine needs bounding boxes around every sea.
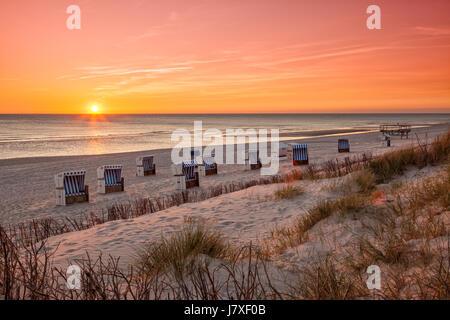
[0,113,449,160]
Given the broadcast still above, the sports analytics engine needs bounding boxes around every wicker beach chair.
[200,156,218,176]
[97,165,124,194]
[173,161,199,190]
[338,139,350,153]
[245,150,262,170]
[55,171,89,206]
[136,155,156,176]
[288,144,309,165]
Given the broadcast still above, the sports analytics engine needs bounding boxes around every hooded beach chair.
[338,139,350,153]
[245,150,262,170]
[172,161,199,190]
[55,171,89,206]
[136,155,156,176]
[200,156,218,176]
[288,144,309,165]
[97,165,124,194]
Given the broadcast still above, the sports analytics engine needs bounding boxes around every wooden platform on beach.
[380,124,411,139]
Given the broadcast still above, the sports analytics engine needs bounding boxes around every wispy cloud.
[414,26,450,36]
[60,66,192,81]
[247,44,392,67]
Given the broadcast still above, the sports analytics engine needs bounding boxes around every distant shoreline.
[1,123,449,165]
[1,113,449,162]
[0,127,374,165]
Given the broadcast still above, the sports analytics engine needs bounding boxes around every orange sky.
[1,0,450,114]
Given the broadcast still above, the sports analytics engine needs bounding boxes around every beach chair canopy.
[182,161,197,181]
[338,139,350,149]
[103,165,122,186]
[292,144,308,161]
[142,156,154,171]
[203,156,216,170]
[62,171,86,196]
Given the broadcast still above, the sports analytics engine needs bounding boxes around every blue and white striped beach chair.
[202,156,218,176]
[173,161,199,190]
[183,161,199,187]
[288,144,309,165]
[97,165,124,194]
[55,171,89,206]
[338,139,350,153]
[136,155,156,176]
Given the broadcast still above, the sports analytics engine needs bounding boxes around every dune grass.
[263,130,450,257]
[273,184,304,200]
[286,255,368,300]
[134,221,235,277]
[353,169,376,194]
[369,130,450,182]
[405,164,450,211]
[267,190,368,255]
[344,162,450,299]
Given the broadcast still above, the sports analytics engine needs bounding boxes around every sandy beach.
[0,124,448,227]
[0,123,448,273]
[36,123,449,270]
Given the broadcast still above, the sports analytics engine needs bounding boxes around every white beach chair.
[97,165,124,194]
[245,150,262,170]
[172,161,199,190]
[55,171,89,206]
[287,144,309,165]
[136,155,156,176]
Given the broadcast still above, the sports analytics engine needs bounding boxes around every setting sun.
[90,105,100,113]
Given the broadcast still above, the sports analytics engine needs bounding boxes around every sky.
[0,0,450,114]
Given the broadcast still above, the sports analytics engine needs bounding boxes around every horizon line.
[1,112,450,116]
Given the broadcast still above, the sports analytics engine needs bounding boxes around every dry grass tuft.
[273,184,304,200]
[134,222,234,277]
[283,169,303,182]
[286,255,368,300]
[354,169,376,194]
